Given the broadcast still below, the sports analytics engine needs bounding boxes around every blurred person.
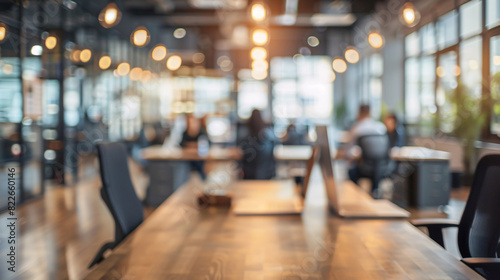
[282,123,307,145]
[383,112,405,148]
[180,114,209,180]
[337,105,387,188]
[239,109,276,179]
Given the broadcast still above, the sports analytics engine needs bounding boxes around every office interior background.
[1,0,500,278]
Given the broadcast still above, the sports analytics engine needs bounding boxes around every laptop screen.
[316,126,340,213]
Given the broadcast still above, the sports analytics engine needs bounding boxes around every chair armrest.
[462,258,500,279]
[410,218,459,248]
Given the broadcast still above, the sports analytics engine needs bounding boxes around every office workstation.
[2,0,500,279]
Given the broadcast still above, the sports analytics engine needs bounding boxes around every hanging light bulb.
[131,26,150,47]
[251,2,267,22]
[117,62,130,76]
[99,2,122,28]
[399,2,421,27]
[251,47,267,60]
[45,35,57,50]
[151,44,167,61]
[0,22,8,43]
[80,49,92,63]
[332,58,347,73]
[344,47,360,64]
[368,31,384,49]
[252,29,269,46]
[99,56,112,70]
[129,67,143,81]
[166,55,182,71]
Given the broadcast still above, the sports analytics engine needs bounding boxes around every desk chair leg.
[88,241,115,268]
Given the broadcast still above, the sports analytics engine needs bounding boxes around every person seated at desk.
[282,123,307,145]
[239,109,276,180]
[383,112,405,148]
[181,114,209,180]
[337,104,388,195]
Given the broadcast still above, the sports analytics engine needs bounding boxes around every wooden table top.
[141,145,243,161]
[274,145,451,162]
[85,179,482,279]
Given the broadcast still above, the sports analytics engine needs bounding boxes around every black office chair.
[411,154,500,279]
[88,142,144,268]
[357,134,395,196]
[240,131,276,180]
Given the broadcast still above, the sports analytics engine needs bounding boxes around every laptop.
[232,146,320,215]
[316,126,409,219]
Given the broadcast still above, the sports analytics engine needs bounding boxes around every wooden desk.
[142,145,243,161]
[85,180,482,279]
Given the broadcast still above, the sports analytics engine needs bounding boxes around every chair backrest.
[96,142,144,242]
[357,134,392,175]
[458,154,500,258]
[240,131,276,180]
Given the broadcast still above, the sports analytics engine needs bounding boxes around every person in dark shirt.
[180,114,208,180]
[383,112,405,148]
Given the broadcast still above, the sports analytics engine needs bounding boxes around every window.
[436,51,458,133]
[420,24,436,54]
[490,35,500,134]
[437,11,458,50]
[405,32,419,57]
[405,57,420,123]
[459,36,482,98]
[460,0,482,38]
[486,0,500,29]
[420,55,436,123]
[237,80,268,119]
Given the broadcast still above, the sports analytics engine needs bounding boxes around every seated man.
[337,105,388,195]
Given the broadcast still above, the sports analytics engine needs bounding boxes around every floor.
[0,159,469,280]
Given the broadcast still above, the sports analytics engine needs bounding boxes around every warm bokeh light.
[251,47,267,60]
[368,31,384,49]
[399,2,420,27]
[99,56,112,70]
[436,66,446,78]
[332,58,347,73]
[152,44,167,61]
[117,62,130,76]
[173,28,186,39]
[330,71,336,82]
[99,2,122,28]
[131,27,150,47]
[251,68,268,80]
[307,36,320,47]
[31,45,42,56]
[2,64,13,75]
[454,65,461,76]
[71,50,81,62]
[80,49,92,63]
[192,53,205,64]
[251,3,266,22]
[166,55,182,71]
[129,67,143,81]
[252,29,268,46]
[344,47,360,64]
[45,36,57,50]
[0,23,6,42]
[141,70,152,82]
[252,59,268,70]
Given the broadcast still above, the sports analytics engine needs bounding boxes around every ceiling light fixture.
[99,2,122,28]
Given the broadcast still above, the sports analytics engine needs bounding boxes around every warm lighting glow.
[151,44,167,61]
[80,49,92,63]
[252,29,268,46]
[141,70,152,82]
[131,27,150,47]
[307,36,320,47]
[252,59,268,70]
[494,56,500,66]
[399,2,421,27]
[454,65,461,76]
[99,56,112,70]
[344,47,359,64]
[173,28,186,39]
[251,68,267,80]
[2,64,13,75]
[71,50,81,62]
[166,55,182,71]
[0,22,7,42]
[192,53,205,64]
[45,35,57,50]
[332,58,347,73]
[31,45,43,56]
[436,66,446,77]
[368,31,384,49]
[129,67,143,81]
[117,62,130,76]
[251,47,267,60]
[251,3,266,22]
[99,2,122,28]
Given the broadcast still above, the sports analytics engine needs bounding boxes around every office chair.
[240,132,276,180]
[411,154,500,279]
[356,134,395,196]
[88,142,144,268]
